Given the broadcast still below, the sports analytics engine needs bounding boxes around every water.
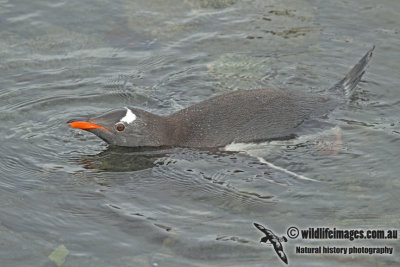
[1,0,399,266]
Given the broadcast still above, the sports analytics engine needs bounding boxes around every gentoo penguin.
[68,47,374,148]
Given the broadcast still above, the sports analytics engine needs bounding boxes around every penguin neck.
[136,112,175,147]
[164,113,192,147]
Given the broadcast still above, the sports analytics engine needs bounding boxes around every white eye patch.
[120,107,137,124]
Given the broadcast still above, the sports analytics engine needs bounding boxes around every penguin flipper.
[330,46,374,97]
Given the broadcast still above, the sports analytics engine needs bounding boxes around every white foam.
[224,126,343,153]
[256,157,319,182]
[120,107,136,124]
[223,126,343,182]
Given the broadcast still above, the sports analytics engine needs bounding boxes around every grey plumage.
[167,88,335,147]
[68,47,374,148]
[329,46,374,97]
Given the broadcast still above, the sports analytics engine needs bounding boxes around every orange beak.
[67,121,111,132]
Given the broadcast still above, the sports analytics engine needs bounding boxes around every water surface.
[1,0,399,266]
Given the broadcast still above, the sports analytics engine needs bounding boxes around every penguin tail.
[329,46,374,97]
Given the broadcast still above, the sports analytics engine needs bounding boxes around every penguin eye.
[115,123,125,132]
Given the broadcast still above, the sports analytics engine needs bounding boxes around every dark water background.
[1,0,399,266]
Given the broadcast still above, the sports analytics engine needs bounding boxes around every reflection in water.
[77,146,232,171]
[78,146,169,172]
[77,146,229,172]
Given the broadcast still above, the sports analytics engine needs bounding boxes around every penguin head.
[68,107,166,147]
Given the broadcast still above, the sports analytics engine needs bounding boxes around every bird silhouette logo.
[254,223,288,264]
